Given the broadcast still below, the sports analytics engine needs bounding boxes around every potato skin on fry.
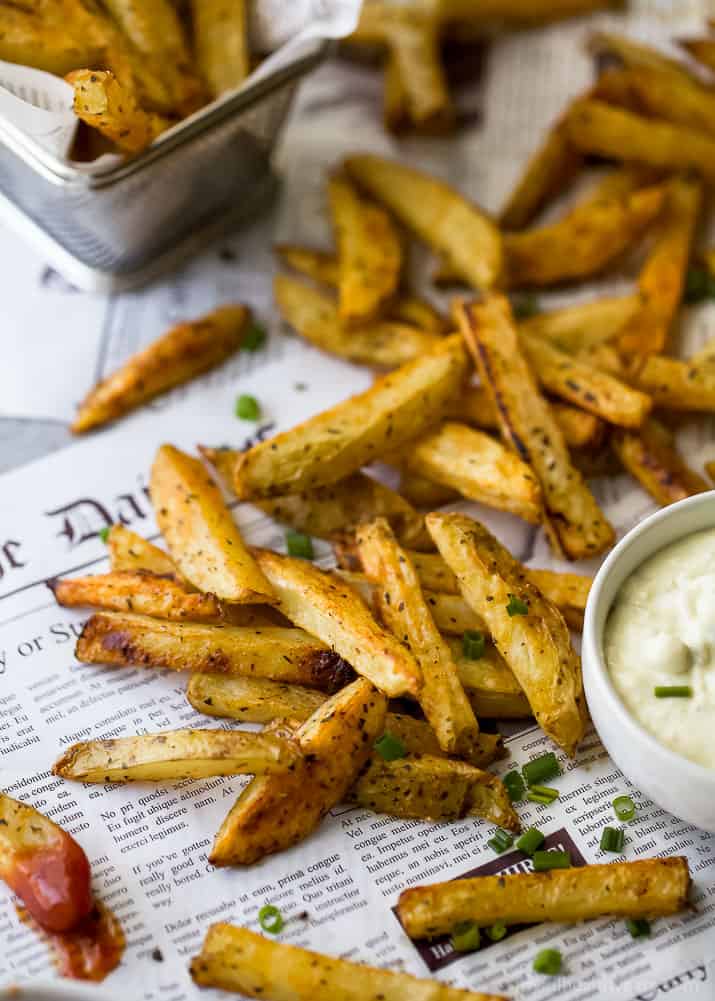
[72,304,251,433]
[397,857,691,937]
[48,571,224,622]
[612,419,709,506]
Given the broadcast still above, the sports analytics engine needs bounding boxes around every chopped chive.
[487,828,514,854]
[512,293,540,320]
[625,918,651,939]
[506,594,529,617]
[258,904,283,934]
[516,827,545,856]
[236,394,260,420]
[374,731,407,761]
[286,531,313,559]
[526,785,559,805]
[451,921,481,953]
[462,629,486,660]
[600,826,625,853]
[98,526,111,543]
[613,795,636,822]
[654,685,692,698]
[242,323,267,351]
[486,921,507,942]
[532,849,570,872]
[522,752,560,787]
[503,770,525,803]
[533,948,562,975]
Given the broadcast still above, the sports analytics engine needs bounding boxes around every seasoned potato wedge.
[397,857,691,937]
[356,518,479,753]
[210,678,386,865]
[75,612,355,690]
[0,6,104,76]
[234,334,467,498]
[345,155,502,290]
[190,924,506,1000]
[397,470,459,508]
[612,419,709,506]
[254,550,422,698]
[53,729,300,783]
[389,296,446,334]
[47,570,224,622]
[427,512,585,755]
[448,640,532,718]
[106,525,177,576]
[520,294,640,352]
[72,304,251,433]
[457,295,614,559]
[190,0,250,97]
[151,445,274,604]
[67,69,171,155]
[635,356,715,411]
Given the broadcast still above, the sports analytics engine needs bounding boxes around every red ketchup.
[8,831,93,933]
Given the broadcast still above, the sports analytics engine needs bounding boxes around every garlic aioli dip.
[604,527,715,769]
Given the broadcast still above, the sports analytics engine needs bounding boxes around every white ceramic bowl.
[582,490,715,833]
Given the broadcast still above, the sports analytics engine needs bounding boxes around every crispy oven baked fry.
[66,69,171,154]
[47,571,224,622]
[106,525,177,576]
[612,419,709,506]
[190,0,250,98]
[634,354,715,411]
[519,294,640,351]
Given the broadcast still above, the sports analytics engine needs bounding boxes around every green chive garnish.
[526,785,559,805]
[451,921,481,953]
[506,594,529,616]
[486,921,507,942]
[488,828,514,854]
[613,795,636,822]
[625,918,651,938]
[503,770,525,802]
[236,394,260,420]
[374,731,407,761]
[462,629,486,660]
[258,904,283,934]
[532,849,570,872]
[286,531,313,559]
[98,526,111,543]
[600,826,625,854]
[243,323,267,351]
[516,827,545,856]
[533,948,562,975]
[654,685,692,698]
[522,751,560,787]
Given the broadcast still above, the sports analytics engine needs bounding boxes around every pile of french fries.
[0,0,255,155]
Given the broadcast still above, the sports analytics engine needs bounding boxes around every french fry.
[190,0,250,98]
[612,419,709,506]
[519,294,640,352]
[427,512,585,755]
[383,49,411,133]
[345,155,502,290]
[635,355,715,412]
[75,612,356,691]
[210,678,387,865]
[106,525,176,576]
[565,99,715,183]
[356,518,479,754]
[403,421,543,522]
[397,470,459,508]
[448,639,532,718]
[190,924,506,1000]
[72,304,251,432]
[67,70,171,155]
[254,550,422,698]
[520,333,652,428]
[47,571,224,622]
[0,6,104,76]
[234,334,468,498]
[503,184,665,287]
[274,275,438,368]
[52,729,301,783]
[353,754,520,828]
[679,37,715,75]
[151,445,274,604]
[456,296,615,559]
[397,857,691,938]
[389,295,446,334]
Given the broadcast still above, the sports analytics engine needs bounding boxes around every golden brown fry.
[520,332,652,428]
[67,69,171,155]
[456,296,614,559]
[106,525,176,576]
[397,470,459,508]
[427,512,584,755]
[635,355,715,411]
[254,550,422,698]
[210,678,386,865]
[503,184,665,287]
[274,275,438,368]
[389,295,446,334]
[234,334,468,498]
[151,445,274,604]
[565,99,715,182]
[398,857,691,937]
[680,37,715,75]
[75,612,355,690]
[0,6,104,75]
[520,294,640,352]
[72,304,251,433]
[191,924,506,1000]
[383,49,411,133]
[612,419,709,506]
[448,639,532,718]
[345,155,502,290]
[356,518,479,753]
[47,571,224,622]
[403,421,543,522]
[52,729,300,783]
[190,0,250,97]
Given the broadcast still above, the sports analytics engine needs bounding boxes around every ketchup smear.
[17,901,125,981]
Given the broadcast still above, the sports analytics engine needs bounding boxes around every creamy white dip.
[604,527,715,769]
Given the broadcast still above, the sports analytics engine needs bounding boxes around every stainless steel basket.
[0,40,329,291]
